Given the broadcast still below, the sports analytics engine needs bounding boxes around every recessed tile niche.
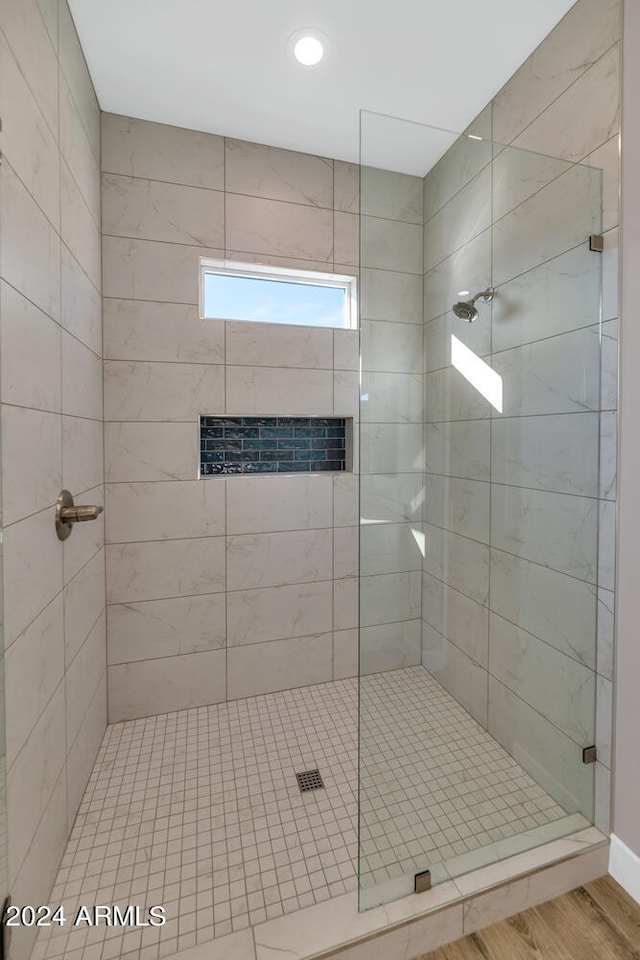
[200,416,352,475]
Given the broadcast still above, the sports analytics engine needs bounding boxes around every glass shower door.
[359,112,604,909]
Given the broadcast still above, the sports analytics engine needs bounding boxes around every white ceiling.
[69,0,576,176]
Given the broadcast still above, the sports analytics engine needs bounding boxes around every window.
[200,259,358,329]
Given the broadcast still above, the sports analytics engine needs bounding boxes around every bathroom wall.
[0,2,105,958]
[101,116,362,719]
[421,0,620,829]
[359,169,425,673]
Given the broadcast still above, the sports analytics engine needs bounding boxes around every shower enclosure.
[358,112,607,909]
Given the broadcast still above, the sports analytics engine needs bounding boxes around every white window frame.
[199,258,358,330]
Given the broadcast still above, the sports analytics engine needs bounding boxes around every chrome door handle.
[55,490,103,540]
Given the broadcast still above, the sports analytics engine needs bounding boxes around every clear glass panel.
[358,111,603,910]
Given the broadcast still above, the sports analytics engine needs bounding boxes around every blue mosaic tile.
[199,416,347,476]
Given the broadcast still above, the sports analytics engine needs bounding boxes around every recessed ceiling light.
[289,29,327,67]
[458,290,470,297]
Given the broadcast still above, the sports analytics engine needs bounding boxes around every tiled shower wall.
[421,0,620,833]
[0,3,105,959]
[359,169,425,673]
[101,118,362,719]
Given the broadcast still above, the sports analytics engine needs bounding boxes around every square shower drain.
[296,769,324,792]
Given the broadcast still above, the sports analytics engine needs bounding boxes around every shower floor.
[34,667,584,960]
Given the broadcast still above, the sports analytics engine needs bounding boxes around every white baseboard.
[609,833,640,903]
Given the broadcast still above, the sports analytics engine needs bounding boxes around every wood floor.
[419,877,640,960]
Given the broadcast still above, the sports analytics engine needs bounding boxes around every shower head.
[452,287,495,322]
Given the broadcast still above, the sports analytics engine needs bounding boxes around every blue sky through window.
[204,273,347,328]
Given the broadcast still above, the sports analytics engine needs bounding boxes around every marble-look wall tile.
[60,160,101,289]
[598,499,616,591]
[424,421,490,481]
[104,300,224,363]
[2,406,61,525]
[106,480,225,542]
[361,268,423,323]
[101,113,224,188]
[0,31,59,228]
[61,331,103,420]
[361,216,423,273]
[333,212,359,266]
[599,411,617,501]
[360,522,423,577]
[512,44,620,164]
[102,235,223,303]
[334,577,358,631]
[226,193,333,262]
[425,475,490,543]
[488,677,594,817]
[65,612,106,749]
[104,422,198,482]
[491,484,598,583]
[225,320,333,369]
[360,423,423,474]
[361,320,422,374]
[227,634,332,699]
[106,537,225,604]
[333,473,359,527]
[489,613,595,745]
[226,476,333,535]
[0,281,61,411]
[226,581,332,646]
[225,139,333,207]
[600,315,618,406]
[425,366,491,423]
[0,0,59,139]
[492,163,600,286]
[587,135,620,232]
[58,0,100,154]
[334,329,359,372]
[422,572,488,668]
[359,619,421,674]
[334,370,360,418]
[0,161,60,320]
[492,244,600,353]
[62,415,104,494]
[108,594,225,664]
[108,649,227,721]
[425,135,492,221]
[4,508,63,647]
[334,527,358,580]
[425,308,491,373]
[226,528,332,591]
[491,413,600,496]
[65,681,106,831]
[60,246,102,355]
[63,549,106,666]
[7,683,66,881]
[596,674,613,769]
[61,484,104,585]
[490,550,597,670]
[424,228,491,324]
[361,167,423,223]
[596,587,614,680]
[360,571,421,627]
[491,0,621,146]
[422,625,488,727]
[493,326,600,418]
[226,365,334,416]
[59,76,100,224]
[425,524,489,605]
[491,146,572,223]
[102,173,225,247]
[334,161,360,215]
[104,360,223,421]
[360,473,424,524]
[334,629,358,679]
[5,595,64,767]
[425,166,491,270]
